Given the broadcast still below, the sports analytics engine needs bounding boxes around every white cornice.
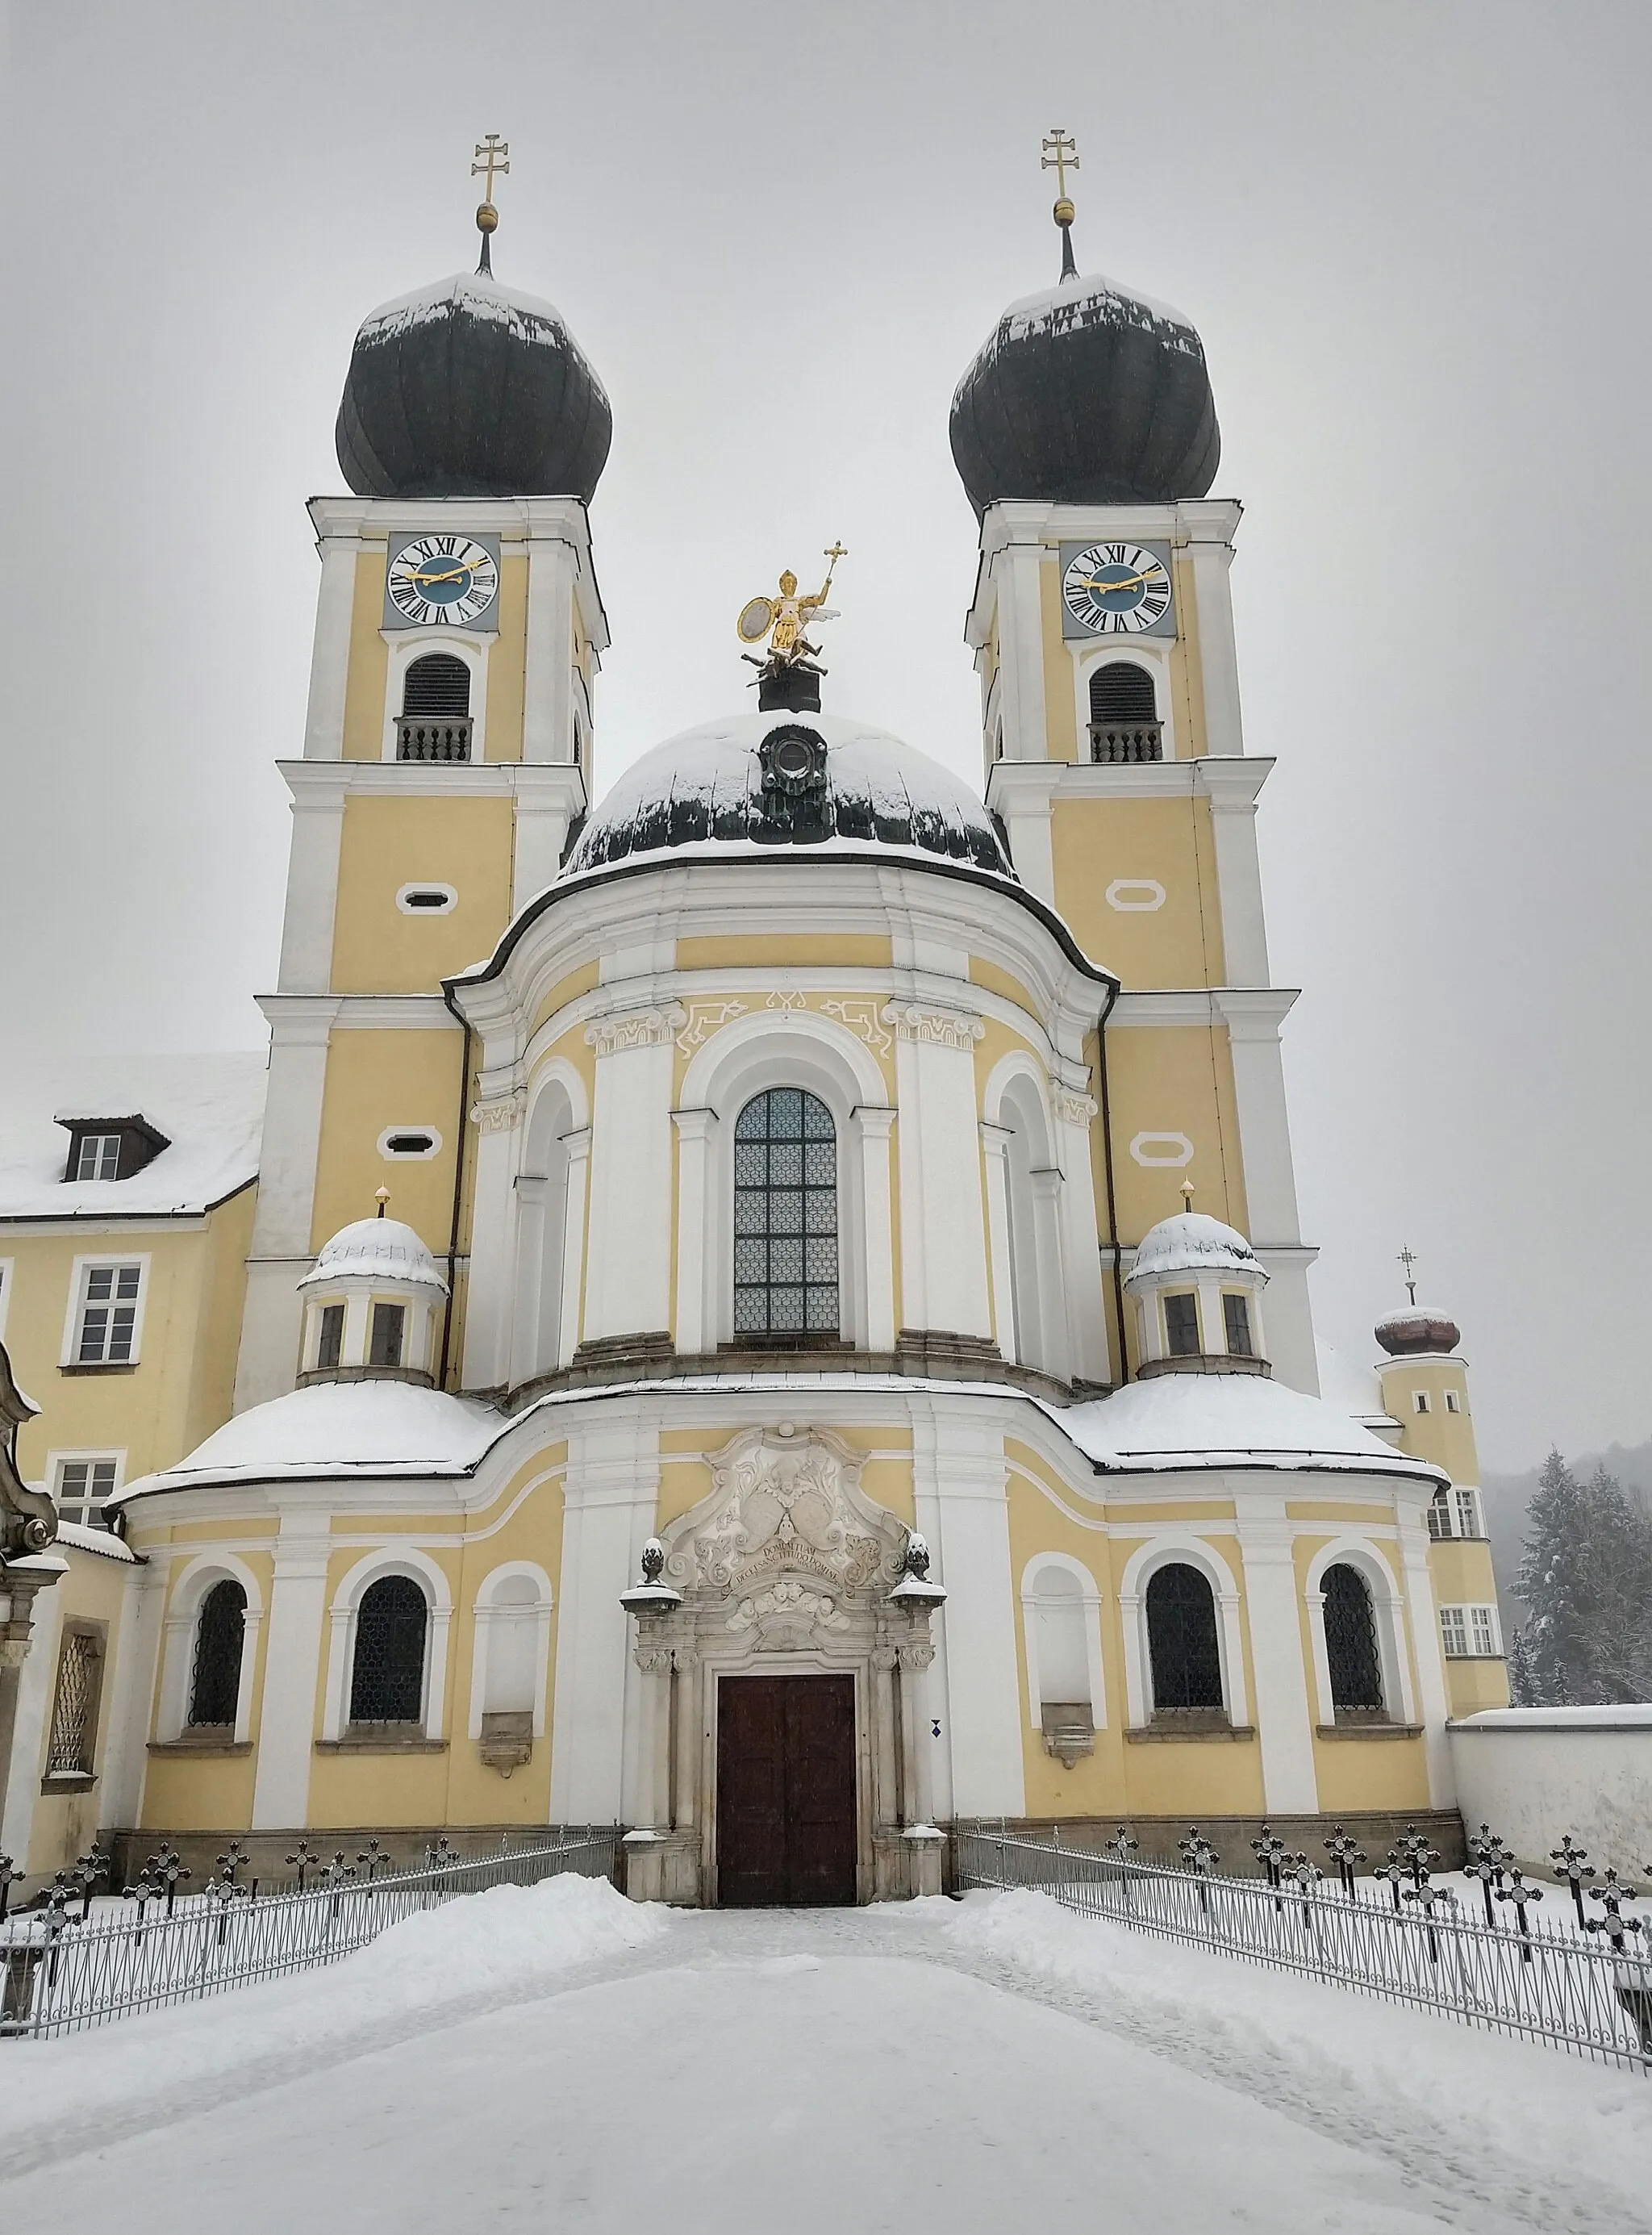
[280,759,588,804]
[257,992,461,1034]
[987,756,1274,810]
[1112,988,1299,1029]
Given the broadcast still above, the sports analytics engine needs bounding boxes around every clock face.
[1061,541,1173,636]
[385,534,499,629]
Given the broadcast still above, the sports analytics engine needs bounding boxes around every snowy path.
[3,1893,1650,2235]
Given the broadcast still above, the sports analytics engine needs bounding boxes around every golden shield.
[736,595,774,645]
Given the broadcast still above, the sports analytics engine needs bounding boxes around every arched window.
[1145,1562,1224,1715]
[733,1089,838,1338]
[398,654,472,762]
[187,1578,246,1728]
[1028,1561,1097,1762]
[1088,662,1162,765]
[348,1575,429,1725]
[1323,1563,1385,1715]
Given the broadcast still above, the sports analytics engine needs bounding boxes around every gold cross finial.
[1397,1245,1418,1305]
[472,133,511,203]
[824,541,848,566]
[1041,128,1079,202]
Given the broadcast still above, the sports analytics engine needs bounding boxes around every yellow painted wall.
[140,1542,277,1832]
[968,957,1039,1015]
[310,1030,466,1255]
[531,961,603,1041]
[330,795,515,992]
[342,549,390,762]
[1167,554,1205,759]
[1381,1360,1481,1485]
[482,556,528,763]
[675,936,893,973]
[1103,1024,1249,1240]
[181,1186,258,1457]
[1051,796,1225,989]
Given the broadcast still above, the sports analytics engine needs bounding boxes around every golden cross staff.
[822,541,848,589]
[1398,1245,1419,1305]
[473,133,511,203]
[1041,128,1078,203]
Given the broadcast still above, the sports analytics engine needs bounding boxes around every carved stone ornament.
[729,1581,853,1648]
[1053,1088,1099,1127]
[0,1338,56,1565]
[584,1005,687,1057]
[469,1088,528,1133]
[675,1000,748,1055]
[820,997,892,1055]
[879,1002,986,1051]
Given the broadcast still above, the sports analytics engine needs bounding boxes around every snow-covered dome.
[1060,1373,1441,1483]
[113,1381,503,1498]
[1375,1306,1461,1357]
[298,1217,448,1297]
[563,710,1014,879]
[336,267,611,502]
[1126,1212,1263,1288]
[950,265,1220,518]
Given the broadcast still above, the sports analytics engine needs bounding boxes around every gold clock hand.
[1074,570,1159,594]
[405,563,478,587]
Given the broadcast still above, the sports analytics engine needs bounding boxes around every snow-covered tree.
[1514,1450,1652,1703]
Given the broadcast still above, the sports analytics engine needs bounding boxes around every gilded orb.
[475,201,499,234]
[1053,197,1076,226]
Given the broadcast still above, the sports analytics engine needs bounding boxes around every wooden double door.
[715,1673,857,1907]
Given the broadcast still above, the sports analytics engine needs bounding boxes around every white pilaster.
[557,1130,591,1367]
[276,781,346,995]
[1234,1504,1319,1812]
[1397,1509,1455,1805]
[1050,1092,1110,1383]
[552,1419,660,1824]
[979,1122,1016,1360]
[886,1006,991,1340]
[1199,758,1272,986]
[581,1013,682,1343]
[462,1089,528,1389]
[302,537,361,761]
[671,1109,717,1354]
[1028,1167,1071,1381]
[250,1515,332,1829]
[98,1557,167,1835]
[914,1406,1024,1818]
[235,998,340,1412]
[522,536,577,769]
[855,1106,898,1351]
[1187,524,1244,758]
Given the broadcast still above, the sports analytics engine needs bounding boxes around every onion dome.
[336,265,611,502]
[1126,1213,1264,1289]
[562,711,1014,879]
[298,1217,448,1297]
[950,253,1220,516]
[1375,1307,1461,1358]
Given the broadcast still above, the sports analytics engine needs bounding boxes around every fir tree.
[1515,1450,1652,1703]
[1515,1450,1596,1703]
[1505,1623,1541,1706]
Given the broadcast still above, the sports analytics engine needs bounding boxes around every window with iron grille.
[46,1625,104,1777]
[1323,1563,1385,1714]
[1222,1293,1253,1356]
[1145,1562,1224,1713]
[54,1455,119,1527]
[74,1262,143,1363]
[369,1301,406,1368]
[348,1575,429,1724]
[1163,1292,1199,1356]
[188,1579,247,1727]
[732,1090,839,1337]
[316,1301,344,1371]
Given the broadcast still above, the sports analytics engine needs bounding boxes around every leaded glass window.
[732,1089,839,1336]
[348,1575,428,1724]
[1323,1562,1384,1714]
[1145,1562,1224,1713]
[189,1578,247,1727]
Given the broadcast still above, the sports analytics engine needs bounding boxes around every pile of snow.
[0,1052,265,1218]
[922,1890,1652,2223]
[0,1871,668,2180]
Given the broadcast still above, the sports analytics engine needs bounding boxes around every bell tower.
[950,138,1316,1392]
[236,165,611,1410]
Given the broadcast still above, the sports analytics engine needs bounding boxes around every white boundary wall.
[1449,1706,1652,1871]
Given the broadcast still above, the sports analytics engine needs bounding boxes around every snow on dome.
[114,1381,504,1498]
[1375,1307,1461,1357]
[1126,1212,1263,1286]
[562,710,1014,880]
[298,1217,448,1297]
[1059,1372,1440,1481]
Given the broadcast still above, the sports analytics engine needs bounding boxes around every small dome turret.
[297,1214,448,1387]
[1375,1307,1462,1358]
[1126,1211,1269,1380]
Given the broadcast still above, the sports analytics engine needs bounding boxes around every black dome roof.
[950,269,1220,516]
[336,269,611,502]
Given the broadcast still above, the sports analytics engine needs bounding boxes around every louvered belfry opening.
[1089,661,1162,764]
[398,653,472,762]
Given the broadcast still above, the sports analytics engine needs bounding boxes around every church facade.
[0,169,1508,1903]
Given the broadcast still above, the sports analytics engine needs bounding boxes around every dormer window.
[397,653,472,762]
[59,1115,169,1184]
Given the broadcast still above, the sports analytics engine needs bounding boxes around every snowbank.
[0,1872,670,2180]
[923,1890,1652,2223]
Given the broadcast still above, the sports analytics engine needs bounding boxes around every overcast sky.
[4,2,1649,1469]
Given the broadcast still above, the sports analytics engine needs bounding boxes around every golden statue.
[737,544,846,673]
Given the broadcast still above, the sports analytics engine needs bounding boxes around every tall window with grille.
[73,1262,143,1363]
[397,653,472,762]
[348,1575,430,1725]
[1322,1563,1385,1717]
[732,1090,839,1339]
[45,1623,105,1779]
[1145,1563,1224,1716]
[54,1455,119,1528]
[188,1579,248,1728]
[1088,661,1162,763]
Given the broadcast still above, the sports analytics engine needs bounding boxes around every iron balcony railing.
[0,1828,617,2041]
[397,716,473,762]
[1090,721,1163,765]
[955,1824,1652,2074]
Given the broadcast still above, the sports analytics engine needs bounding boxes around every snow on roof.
[52,1520,137,1564]
[358,269,570,348]
[115,1381,506,1501]
[298,1217,448,1297]
[0,1053,265,1220]
[984,269,1202,357]
[1127,1212,1262,1285]
[1058,1371,1441,1481]
[1453,1704,1652,1730]
[1314,1338,1389,1421]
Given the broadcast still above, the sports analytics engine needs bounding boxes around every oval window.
[395,884,458,916]
[378,1126,443,1161]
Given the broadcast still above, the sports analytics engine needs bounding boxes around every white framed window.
[1412,1390,1430,1414]
[1441,1602,1502,1657]
[395,882,458,916]
[74,1132,123,1180]
[65,1259,147,1365]
[1445,1389,1462,1414]
[1426,1489,1454,1541]
[1453,1486,1482,1539]
[377,1126,442,1161]
[52,1452,123,1528]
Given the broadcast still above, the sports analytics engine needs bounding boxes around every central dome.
[563,712,1014,879]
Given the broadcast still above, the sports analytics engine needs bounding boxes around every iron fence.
[0,1828,618,2041]
[955,1823,1652,2074]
